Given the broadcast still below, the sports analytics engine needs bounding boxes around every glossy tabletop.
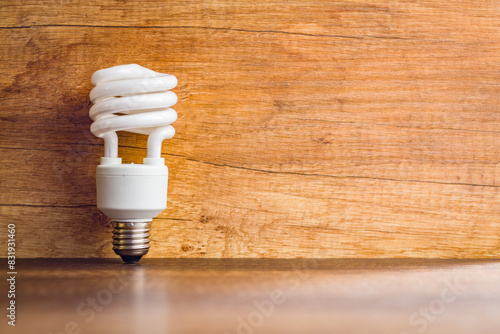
[2,259,500,334]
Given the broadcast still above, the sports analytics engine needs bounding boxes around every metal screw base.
[112,221,151,264]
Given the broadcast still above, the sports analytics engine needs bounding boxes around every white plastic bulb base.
[96,157,168,263]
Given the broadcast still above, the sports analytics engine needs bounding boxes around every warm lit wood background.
[0,0,499,258]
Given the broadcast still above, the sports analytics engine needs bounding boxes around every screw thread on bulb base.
[112,221,151,264]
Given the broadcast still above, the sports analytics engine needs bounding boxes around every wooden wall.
[1,0,499,258]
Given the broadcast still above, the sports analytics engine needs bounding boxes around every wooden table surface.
[2,259,499,334]
[1,1,500,259]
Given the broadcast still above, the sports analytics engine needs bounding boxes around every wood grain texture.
[3,259,500,334]
[0,1,499,258]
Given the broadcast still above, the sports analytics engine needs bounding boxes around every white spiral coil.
[89,64,178,158]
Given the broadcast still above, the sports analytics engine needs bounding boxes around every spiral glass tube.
[89,63,178,158]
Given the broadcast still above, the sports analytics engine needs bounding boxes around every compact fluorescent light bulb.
[89,64,178,263]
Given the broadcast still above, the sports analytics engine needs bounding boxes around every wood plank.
[1,1,498,41]
[1,1,499,258]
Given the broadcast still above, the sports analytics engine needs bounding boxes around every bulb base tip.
[120,255,143,264]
